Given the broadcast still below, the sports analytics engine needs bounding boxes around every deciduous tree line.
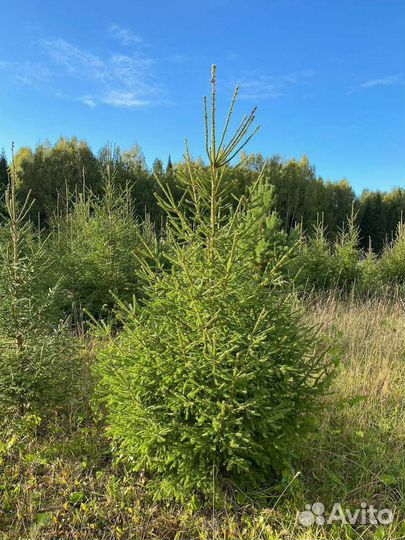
[1,138,403,252]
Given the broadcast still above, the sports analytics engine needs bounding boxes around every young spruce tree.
[95,67,334,503]
[289,219,335,291]
[0,145,79,418]
[47,146,151,320]
[380,218,405,287]
[333,211,361,290]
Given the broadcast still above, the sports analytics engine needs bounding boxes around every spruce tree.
[333,211,361,289]
[358,239,382,295]
[0,144,79,417]
[166,154,173,174]
[46,146,151,319]
[359,192,387,253]
[243,177,292,271]
[0,148,8,195]
[95,66,334,503]
[380,219,405,286]
[289,219,335,290]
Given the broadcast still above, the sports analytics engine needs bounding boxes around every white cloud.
[40,38,163,108]
[1,28,165,109]
[101,91,150,108]
[78,96,97,108]
[42,39,105,78]
[168,54,198,64]
[110,53,156,89]
[108,23,142,45]
[360,74,401,89]
[0,60,50,86]
[238,69,315,101]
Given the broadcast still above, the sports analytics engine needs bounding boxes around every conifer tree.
[0,148,8,194]
[289,219,335,290]
[243,177,292,271]
[0,144,79,417]
[358,237,382,295]
[380,218,405,286]
[166,154,173,174]
[359,191,387,253]
[152,158,164,178]
[95,66,334,503]
[333,211,361,288]
[46,146,150,319]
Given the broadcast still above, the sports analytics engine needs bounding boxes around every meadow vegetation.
[0,295,403,539]
[0,67,404,539]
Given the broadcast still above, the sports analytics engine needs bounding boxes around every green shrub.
[94,67,334,503]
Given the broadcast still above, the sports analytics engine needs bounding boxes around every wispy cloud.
[108,23,142,45]
[78,96,97,108]
[0,60,50,86]
[101,91,151,108]
[42,39,105,78]
[360,74,401,88]
[238,69,315,101]
[167,54,198,64]
[1,28,164,109]
[40,38,163,108]
[0,60,14,69]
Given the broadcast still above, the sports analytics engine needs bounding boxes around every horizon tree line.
[0,138,404,252]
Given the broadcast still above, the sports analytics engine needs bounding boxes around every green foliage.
[332,213,361,288]
[96,232,332,502]
[14,137,101,222]
[380,220,405,286]
[0,147,8,194]
[243,177,292,270]
[94,67,333,503]
[358,249,383,295]
[289,213,380,294]
[359,191,387,253]
[284,208,405,296]
[99,143,159,219]
[45,150,152,320]
[0,148,79,417]
[289,221,335,290]
[10,136,405,253]
[242,154,356,238]
[383,188,405,238]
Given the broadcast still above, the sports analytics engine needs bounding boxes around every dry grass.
[0,294,404,539]
[297,294,405,537]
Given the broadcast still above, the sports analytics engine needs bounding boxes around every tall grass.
[301,293,405,519]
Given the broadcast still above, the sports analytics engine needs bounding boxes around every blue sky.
[0,0,403,193]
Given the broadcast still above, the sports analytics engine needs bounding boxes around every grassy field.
[0,294,404,540]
